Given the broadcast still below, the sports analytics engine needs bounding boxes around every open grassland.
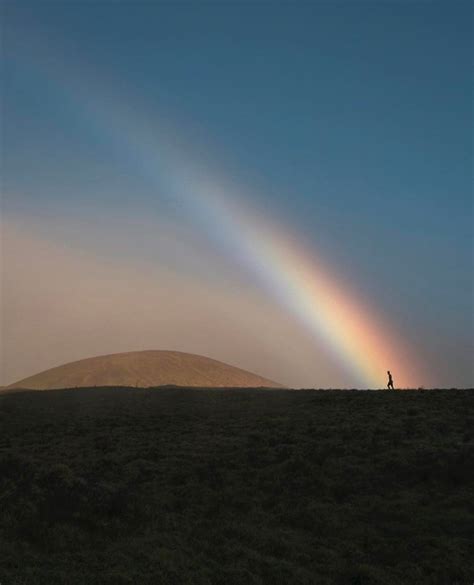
[0,388,472,584]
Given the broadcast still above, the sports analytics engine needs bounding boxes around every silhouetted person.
[387,370,394,390]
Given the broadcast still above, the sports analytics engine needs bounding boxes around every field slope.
[0,388,472,584]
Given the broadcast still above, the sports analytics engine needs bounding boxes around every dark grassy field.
[0,387,473,585]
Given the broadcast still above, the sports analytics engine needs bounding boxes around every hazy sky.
[2,1,472,388]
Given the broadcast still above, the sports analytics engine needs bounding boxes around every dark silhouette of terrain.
[0,387,472,584]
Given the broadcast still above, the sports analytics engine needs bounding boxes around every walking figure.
[387,370,394,390]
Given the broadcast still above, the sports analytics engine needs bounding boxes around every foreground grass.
[0,388,472,584]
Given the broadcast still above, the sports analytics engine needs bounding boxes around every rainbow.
[160,174,422,388]
[8,43,425,387]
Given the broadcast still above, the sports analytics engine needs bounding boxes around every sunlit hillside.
[6,351,282,391]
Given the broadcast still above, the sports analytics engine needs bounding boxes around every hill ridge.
[6,350,283,390]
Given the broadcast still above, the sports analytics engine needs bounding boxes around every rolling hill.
[6,350,282,390]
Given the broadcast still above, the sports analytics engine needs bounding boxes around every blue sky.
[2,1,472,387]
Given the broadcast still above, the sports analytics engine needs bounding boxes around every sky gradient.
[2,1,472,388]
